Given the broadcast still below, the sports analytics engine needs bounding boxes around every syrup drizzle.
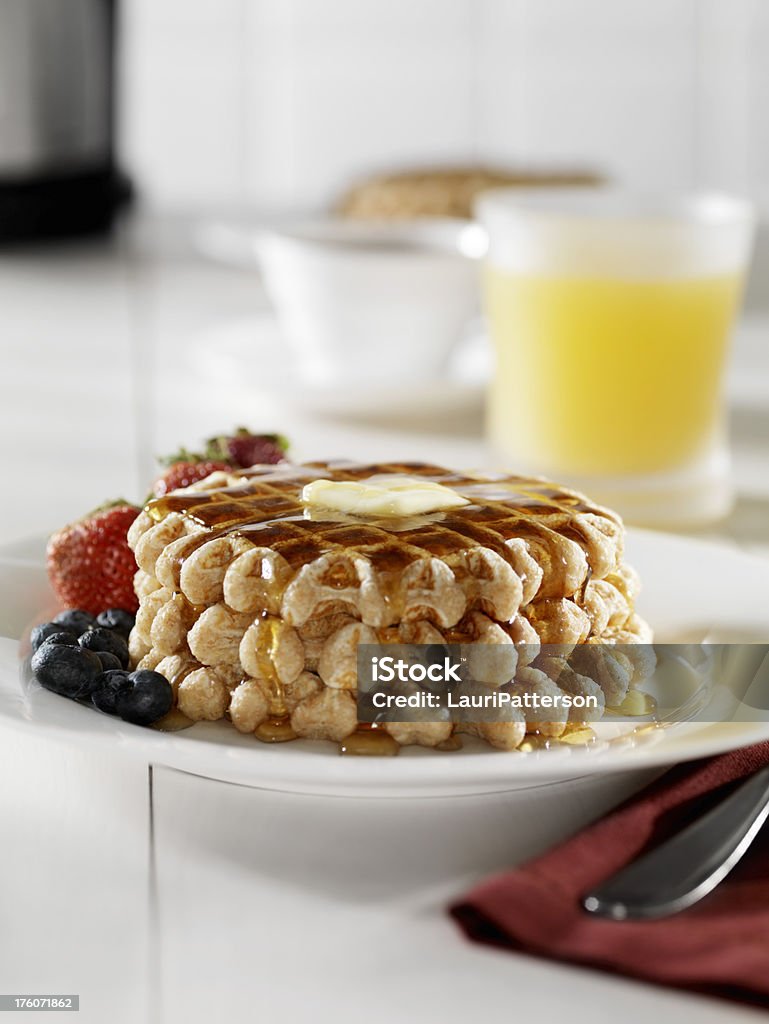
[152,708,194,732]
[255,716,297,743]
[146,462,610,584]
[339,724,400,757]
[144,462,619,752]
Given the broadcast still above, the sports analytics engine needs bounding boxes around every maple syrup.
[151,708,194,732]
[254,716,297,743]
[169,660,202,692]
[606,689,657,718]
[436,734,463,752]
[153,661,203,732]
[517,733,551,753]
[558,723,596,746]
[179,595,207,623]
[141,462,623,754]
[144,462,611,590]
[339,724,400,757]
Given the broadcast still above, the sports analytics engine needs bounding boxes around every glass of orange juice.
[475,190,755,526]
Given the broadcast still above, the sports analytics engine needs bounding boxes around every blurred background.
[122,0,764,214]
[1,0,768,545]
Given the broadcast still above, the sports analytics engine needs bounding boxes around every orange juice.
[485,270,743,476]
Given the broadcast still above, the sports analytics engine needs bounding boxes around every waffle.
[336,166,601,220]
[126,461,653,753]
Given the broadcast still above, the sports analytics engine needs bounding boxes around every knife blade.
[582,763,769,920]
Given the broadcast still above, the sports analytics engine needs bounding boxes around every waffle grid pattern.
[126,462,652,752]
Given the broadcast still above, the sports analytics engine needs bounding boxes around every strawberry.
[152,458,231,497]
[204,429,288,469]
[46,501,140,615]
[151,430,288,497]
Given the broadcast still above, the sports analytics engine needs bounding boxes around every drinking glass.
[475,189,755,526]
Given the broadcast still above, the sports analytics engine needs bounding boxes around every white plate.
[1,530,768,797]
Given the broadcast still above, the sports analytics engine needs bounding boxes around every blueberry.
[91,670,132,715]
[78,627,129,668]
[38,630,79,650]
[30,622,70,652]
[95,651,123,673]
[73,668,109,701]
[31,643,103,699]
[95,609,135,638]
[53,609,95,636]
[116,670,173,726]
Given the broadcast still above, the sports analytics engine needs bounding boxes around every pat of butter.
[301,476,470,517]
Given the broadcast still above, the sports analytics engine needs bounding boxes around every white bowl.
[255,218,484,385]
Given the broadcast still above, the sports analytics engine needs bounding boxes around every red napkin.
[451,742,769,1009]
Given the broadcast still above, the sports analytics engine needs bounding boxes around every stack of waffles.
[126,462,654,753]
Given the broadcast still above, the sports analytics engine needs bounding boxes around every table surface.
[1,218,767,1024]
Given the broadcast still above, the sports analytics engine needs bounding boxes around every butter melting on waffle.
[126,461,653,753]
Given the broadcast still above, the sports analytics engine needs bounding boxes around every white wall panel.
[119,0,768,211]
[121,0,248,207]
[242,0,478,208]
[748,0,769,205]
[483,0,699,186]
[695,0,755,193]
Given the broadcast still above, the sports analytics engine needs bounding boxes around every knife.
[582,763,769,920]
